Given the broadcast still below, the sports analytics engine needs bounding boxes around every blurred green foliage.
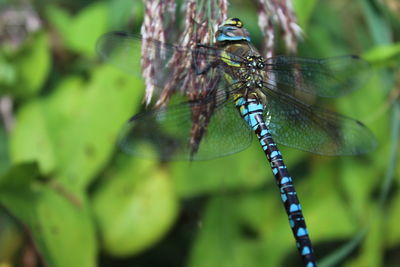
[0,0,399,267]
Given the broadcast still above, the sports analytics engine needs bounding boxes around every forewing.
[96,32,238,96]
[261,83,377,155]
[264,55,370,97]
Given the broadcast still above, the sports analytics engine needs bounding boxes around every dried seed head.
[154,0,228,107]
[0,3,41,48]
[257,0,302,57]
[141,0,176,105]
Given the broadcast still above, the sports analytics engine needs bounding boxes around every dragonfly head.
[215,18,251,43]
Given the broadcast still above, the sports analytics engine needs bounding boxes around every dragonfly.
[97,17,377,267]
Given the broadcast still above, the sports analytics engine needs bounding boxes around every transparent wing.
[97,32,144,76]
[264,55,371,98]
[96,32,239,93]
[118,93,253,161]
[261,82,377,155]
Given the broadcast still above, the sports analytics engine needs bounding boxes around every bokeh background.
[0,0,399,266]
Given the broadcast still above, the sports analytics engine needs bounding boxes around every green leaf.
[92,156,178,257]
[10,64,143,189]
[387,189,400,247]
[359,0,392,45]
[0,124,10,177]
[0,163,97,267]
[45,5,71,38]
[354,207,384,267]
[188,195,263,267]
[363,43,400,65]
[0,209,23,262]
[382,103,400,247]
[12,32,50,97]
[0,55,17,90]
[188,192,307,267]
[10,100,57,175]
[46,3,108,57]
[319,227,368,267]
[304,161,356,239]
[53,67,142,188]
[339,158,378,220]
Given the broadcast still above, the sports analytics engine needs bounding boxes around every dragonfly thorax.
[214,18,266,93]
[245,55,265,69]
[235,54,266,91]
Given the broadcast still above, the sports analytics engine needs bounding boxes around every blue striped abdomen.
[234,94,317,267]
